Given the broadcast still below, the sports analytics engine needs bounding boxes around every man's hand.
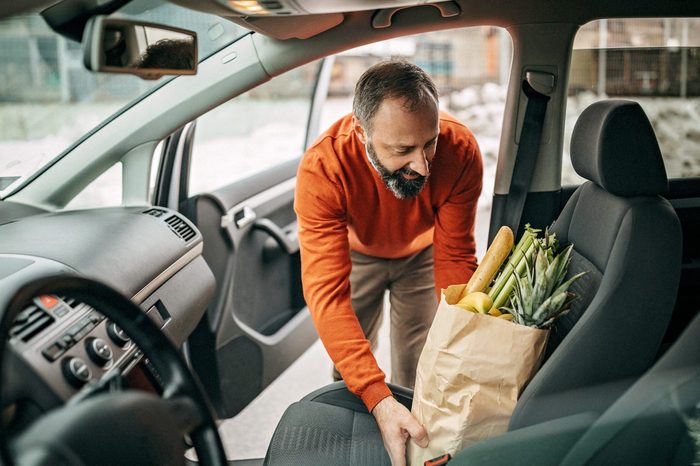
[372,396,429,466]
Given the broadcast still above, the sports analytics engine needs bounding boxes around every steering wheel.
[0,275,227,466]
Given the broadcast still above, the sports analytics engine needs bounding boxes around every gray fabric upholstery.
[510,181,682,429]
[302,380,413,411]
[560,308,700,466]
[264,382,411,466]
[543,248,602,359]
[264,401,390,466]
[571,100,668,197]
[448,412,599,466]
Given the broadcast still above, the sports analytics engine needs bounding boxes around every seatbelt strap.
[502,73,553,236]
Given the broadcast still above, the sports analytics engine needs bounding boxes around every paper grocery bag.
[408,284,549,465]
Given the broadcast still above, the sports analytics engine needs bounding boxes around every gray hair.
[352,59,439,132]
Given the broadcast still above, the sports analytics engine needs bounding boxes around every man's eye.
[425,140,437,148]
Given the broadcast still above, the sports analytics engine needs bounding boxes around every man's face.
[354,96,440,199]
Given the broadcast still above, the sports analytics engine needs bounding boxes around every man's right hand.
[372,396,429,466]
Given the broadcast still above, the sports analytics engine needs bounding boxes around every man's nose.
[408,149,430,176]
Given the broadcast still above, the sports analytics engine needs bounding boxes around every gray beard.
[364,140,428,199]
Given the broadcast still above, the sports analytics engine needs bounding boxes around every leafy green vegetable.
[503,228,586,329]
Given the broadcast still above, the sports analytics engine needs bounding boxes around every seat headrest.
[570,100,668,197]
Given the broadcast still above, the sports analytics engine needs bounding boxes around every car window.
[188,60,322,195]
[321,26,512,257]
[0,0,247,199]
[64,163,122,210]
[565,18,700,185]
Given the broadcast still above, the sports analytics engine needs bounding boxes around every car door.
[153,58,334,417]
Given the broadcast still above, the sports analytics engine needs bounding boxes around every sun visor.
[227,13,344,40]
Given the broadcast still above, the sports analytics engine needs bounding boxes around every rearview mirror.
[83,16,197,79]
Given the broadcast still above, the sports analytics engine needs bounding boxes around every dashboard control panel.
[10,295,140,400]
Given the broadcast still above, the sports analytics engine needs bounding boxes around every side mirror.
[83,16,197,79]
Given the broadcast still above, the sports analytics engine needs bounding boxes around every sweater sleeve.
[433,132,483,295]
[294,152,392,412]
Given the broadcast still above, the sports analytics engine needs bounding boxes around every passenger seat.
[510,100,683,428]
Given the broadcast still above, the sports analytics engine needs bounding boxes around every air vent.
[164,215,196,242]
[143,207,167,218]
[10,306,55,343]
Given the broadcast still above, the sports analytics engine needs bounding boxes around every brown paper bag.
[408,284,549,465]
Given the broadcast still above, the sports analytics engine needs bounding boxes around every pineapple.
[504,228,586,329]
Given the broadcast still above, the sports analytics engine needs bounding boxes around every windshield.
[0,0,247,197]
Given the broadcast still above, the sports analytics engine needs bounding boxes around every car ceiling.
[216,0,700,40]
[3,0,700,38]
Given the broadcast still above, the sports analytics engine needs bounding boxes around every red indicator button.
[38,295,59,309]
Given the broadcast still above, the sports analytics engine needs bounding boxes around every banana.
[457,292,493,314]
[456,303,478,312]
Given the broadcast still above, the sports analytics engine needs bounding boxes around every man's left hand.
[372,396,429,466]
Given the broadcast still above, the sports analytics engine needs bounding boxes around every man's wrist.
[362,381,393,412]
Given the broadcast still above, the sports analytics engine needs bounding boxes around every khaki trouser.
[333,245,438,389]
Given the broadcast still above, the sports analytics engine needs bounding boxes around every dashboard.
[0,205,215,423]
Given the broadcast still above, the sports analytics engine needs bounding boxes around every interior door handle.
[234,205,257,229]
[253,218,299,255]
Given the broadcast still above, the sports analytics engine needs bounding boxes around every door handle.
[253,218,299,255]
[234,205,257,229]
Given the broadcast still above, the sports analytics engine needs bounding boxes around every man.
[295,59,482,465]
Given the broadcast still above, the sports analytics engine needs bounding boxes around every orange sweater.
[295,112,482,411]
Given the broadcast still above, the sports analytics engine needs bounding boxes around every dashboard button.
[37,295,59,310]
[62,357,92,388]
[106,322,130,347]
[41,342,65,362]
[86,338,113,366]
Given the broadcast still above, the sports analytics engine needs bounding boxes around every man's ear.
[352,115,368,145]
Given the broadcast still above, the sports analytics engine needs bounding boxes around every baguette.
[463,226,514,297]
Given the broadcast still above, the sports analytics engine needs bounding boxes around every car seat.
[263,100,683,466]
[510,100,682,429]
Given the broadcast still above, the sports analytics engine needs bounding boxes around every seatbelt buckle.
[424,453,451,466]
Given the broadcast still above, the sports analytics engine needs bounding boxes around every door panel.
[186,166,317,417]
[165,60,327,417]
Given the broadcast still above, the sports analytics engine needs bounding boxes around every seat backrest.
[561,301,700,465]
[509,100,683,430]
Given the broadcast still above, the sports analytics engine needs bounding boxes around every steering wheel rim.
[0,274,227,466]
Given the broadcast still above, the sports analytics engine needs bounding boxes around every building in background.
[570,18,700,97]
[328,27,511,97]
